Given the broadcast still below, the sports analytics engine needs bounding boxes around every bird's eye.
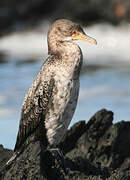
[73,30,77,35]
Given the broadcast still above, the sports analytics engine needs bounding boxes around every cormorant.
[7,19,97,164]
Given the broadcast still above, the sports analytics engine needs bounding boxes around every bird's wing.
[14,77,55,151]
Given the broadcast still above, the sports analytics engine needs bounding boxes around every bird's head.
[48,19,97,44]
[47,19,97,54]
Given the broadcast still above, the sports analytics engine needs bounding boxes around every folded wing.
[14,77,55,151]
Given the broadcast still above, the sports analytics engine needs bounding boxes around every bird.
[7,19,97,164]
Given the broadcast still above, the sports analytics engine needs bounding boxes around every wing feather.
[14,77,55,151]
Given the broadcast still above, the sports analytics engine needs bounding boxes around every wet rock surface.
[0,109,130,179]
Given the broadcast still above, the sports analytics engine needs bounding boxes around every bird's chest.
[45,52,82,145]
[52,70,78,115]
[45,70,79,145]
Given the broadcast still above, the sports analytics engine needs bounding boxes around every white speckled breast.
[45,76,79,146]
[45,43,82,146]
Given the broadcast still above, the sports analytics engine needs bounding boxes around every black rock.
[0,145,13,169]
[0,109,130,180]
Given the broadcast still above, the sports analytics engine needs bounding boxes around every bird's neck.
[48,40,83,78]
[48,40,81,58]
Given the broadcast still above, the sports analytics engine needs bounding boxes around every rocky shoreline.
[0,109,130,180]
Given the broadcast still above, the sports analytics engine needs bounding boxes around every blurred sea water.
[0,23,130,149]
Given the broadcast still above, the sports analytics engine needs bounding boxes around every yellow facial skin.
[72,30,97,45]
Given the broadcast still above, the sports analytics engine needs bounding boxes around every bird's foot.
[47,147,67,174]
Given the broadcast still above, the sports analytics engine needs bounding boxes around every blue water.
[0,59,130,149]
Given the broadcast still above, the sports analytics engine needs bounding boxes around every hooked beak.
[72,30,97,45]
